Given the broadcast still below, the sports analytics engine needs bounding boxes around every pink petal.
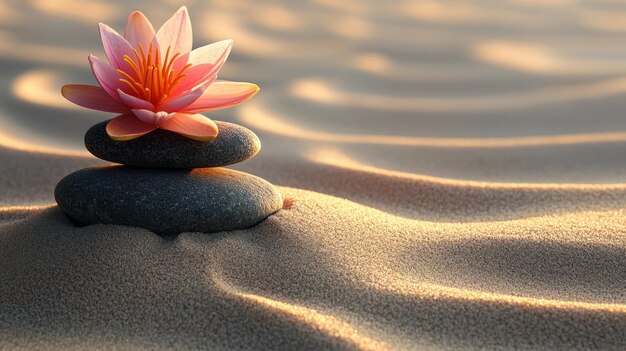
[157,84,206,113]
[156,6,192,66]
[106,112,156,141]
[124,11,156,50]
[168,64,217,97]
[62,85,129,113]
[158,113,219,141]
[131,109,175,125]
[118,89,155,110]
[172,52,191,76]
[182,81,260,114]
[188,39,233,66]
[170,39,233,96]
[99,23,134,69]
[88,54,122,99]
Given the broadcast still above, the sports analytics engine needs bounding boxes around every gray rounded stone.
[85,120,260,168]
[54,166,282,235]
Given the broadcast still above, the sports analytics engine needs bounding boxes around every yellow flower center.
[116,43,191,106]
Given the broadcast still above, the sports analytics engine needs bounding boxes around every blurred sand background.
[0,0,625,349]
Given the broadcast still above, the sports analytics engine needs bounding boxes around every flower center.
[116,43,192,106]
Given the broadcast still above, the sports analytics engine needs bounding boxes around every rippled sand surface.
[1,1,625,349]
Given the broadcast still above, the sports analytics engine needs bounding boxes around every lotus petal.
[106,112,156,141]
[183,81,259,114]
[62,85,128,113]
[156,6,192,72]
[170,40,233,96]
[131,109,175,125]
[158,83,206,113]
[99,23,134,69]
[124,11,156,50]
[118,89,155,110]
[158,113,218,141]
[88,54,122,99]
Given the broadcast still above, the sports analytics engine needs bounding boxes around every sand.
[1,0,626,350]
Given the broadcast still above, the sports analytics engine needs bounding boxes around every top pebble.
[84,120,261,168]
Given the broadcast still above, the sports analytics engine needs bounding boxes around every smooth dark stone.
[85,120,261,168]
[54,166,282,235]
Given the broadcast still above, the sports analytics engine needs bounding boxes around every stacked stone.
[55,120,282,235]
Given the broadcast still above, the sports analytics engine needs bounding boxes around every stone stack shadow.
[55,120,282,235]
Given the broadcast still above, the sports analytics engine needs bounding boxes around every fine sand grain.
[1,190,626,350]
[2,0,626,350]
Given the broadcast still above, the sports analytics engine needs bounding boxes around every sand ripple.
[3,0,626,349]
[1,190,624,349]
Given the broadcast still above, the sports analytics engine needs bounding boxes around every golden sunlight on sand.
[473,40,626,75]
[289,76,626,111]
[240,102,626,148]
[308,147,626,189]
[12,70,78,110]
[211,269,391,351]
[30,0,119,22]
[1,0,626,349]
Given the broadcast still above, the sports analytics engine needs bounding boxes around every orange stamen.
[152,68,159,100]
[119,79,141,96]
[138,43,147,64]
[164,52,180,76]
[163,47,171,69]
[133,51,143,75]
[116,69,138,85]
[117,45,192,106]
[123,56,142,80]
[148,44,153,66]
[169,74,187,91]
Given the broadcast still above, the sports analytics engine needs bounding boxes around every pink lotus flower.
[62,6,259,141]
